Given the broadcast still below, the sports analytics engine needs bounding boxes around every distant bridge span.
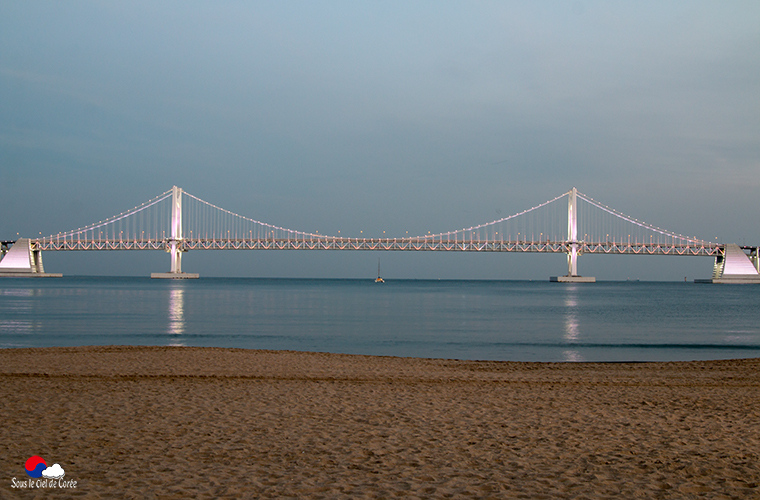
[1,186,758,282]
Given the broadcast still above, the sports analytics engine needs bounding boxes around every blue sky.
[1,1,758,279]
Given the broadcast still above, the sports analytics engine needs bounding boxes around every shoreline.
[2,346,759,498]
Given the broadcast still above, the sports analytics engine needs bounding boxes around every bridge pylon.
[550,187,595,283]
[151,186,199,279]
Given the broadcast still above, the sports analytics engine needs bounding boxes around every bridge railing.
[33,234,720,257]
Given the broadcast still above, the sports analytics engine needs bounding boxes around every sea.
[1,277,759,362]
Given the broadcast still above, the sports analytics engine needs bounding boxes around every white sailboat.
[375,259,384,283]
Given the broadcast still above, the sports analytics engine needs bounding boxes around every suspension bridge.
[1,186,758,283]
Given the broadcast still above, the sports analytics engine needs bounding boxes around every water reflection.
[563,285,583,361]
[1,287,36,314]
[0,320,33,333]
[1,288,35,297]
[563,350,583,362]
[167,286,185,344]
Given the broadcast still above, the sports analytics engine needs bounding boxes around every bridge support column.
[696,244,760,283]
[170,241,182,273]
[152,186,198,279]
[551,187,595,283]
[568,244,578,276]
[0,238,62,277]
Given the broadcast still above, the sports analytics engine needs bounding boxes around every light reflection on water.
[0,320,33,333]
[1,288,34,297]
[563,350,584,362]
[0,287,35,338]
[563,285,582,361]
[167,285,185,344]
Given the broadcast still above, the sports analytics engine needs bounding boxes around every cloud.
[41,464,65,479]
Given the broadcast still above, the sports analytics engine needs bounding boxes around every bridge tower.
[550,187,595,283]
[170,185,183,273]
[151,186,199,279]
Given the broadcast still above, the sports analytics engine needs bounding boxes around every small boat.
[375,259,384,283]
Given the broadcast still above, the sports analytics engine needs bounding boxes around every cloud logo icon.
[42,464,65,479]
[25,456,47,478]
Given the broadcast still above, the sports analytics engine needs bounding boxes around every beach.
[1,346,759,499]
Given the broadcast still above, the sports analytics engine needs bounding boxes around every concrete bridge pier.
[697,244,760,283]
[151,242,198,279]
[0,238,62,277]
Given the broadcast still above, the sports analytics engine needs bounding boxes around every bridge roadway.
[30,237,722,257]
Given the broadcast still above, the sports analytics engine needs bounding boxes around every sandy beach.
[1,346,759,499]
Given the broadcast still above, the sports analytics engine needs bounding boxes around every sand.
[1,347,759,499]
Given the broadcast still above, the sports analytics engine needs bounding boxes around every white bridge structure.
[1,186,759,283]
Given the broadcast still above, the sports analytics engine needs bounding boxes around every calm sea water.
[1,277,759,362]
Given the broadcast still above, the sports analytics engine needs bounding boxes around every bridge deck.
[30,238,721,256]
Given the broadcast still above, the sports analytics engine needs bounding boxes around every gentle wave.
[438,342,760,351]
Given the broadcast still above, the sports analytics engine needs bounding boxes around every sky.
[1,1,758,280]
